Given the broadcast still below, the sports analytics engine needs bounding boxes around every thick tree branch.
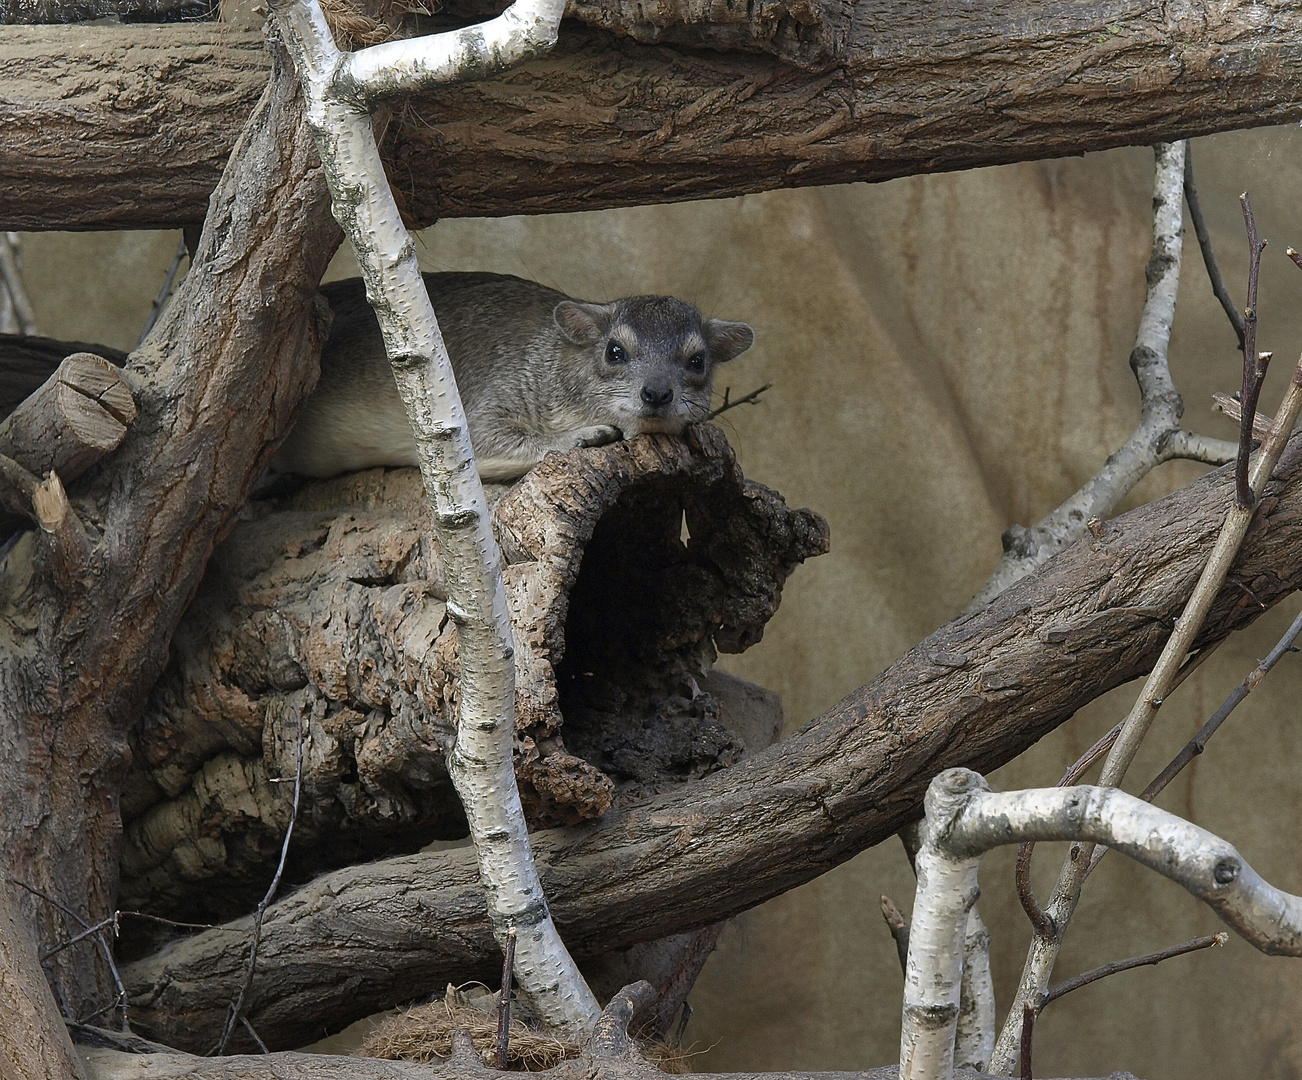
[6,3,1302,229]
[0,38,338,1019]
[122,429,1302,1051]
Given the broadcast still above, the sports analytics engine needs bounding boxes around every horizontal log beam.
[123,433,1302,1051]
[4,2,1302,230]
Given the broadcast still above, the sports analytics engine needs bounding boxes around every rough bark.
[5,3,1302,230]
[121,431,1302,1051]
[0,875,88,1080]
[117,427,818,930]
[77,1051,1128,1080]
[0,0,211,19]
[0,40,338,1020]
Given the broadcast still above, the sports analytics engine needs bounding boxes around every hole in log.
[115,427,827,958]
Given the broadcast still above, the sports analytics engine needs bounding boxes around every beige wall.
[19,126,1302,1079]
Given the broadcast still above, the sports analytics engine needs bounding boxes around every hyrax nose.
[641,384,674,409]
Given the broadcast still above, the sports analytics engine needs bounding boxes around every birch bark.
[272,0,600,1033]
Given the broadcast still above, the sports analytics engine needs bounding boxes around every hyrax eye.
[605,341,629,364]
[686,352,706,373]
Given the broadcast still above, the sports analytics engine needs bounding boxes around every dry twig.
[1141,606,1302,803]
[880,895,910,974]
[212,720,303,1054]
[1184,147,1245,351]
[706,382,773,420]
[1043,932,1226,1005]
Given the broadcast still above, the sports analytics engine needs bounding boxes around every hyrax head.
[553,294,754,435]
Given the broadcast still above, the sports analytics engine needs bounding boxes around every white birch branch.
[991,349,1302,1072]
[270,0,599,1034]
[902,768,1302,1080]
[954,907,994,1072]
[968,142,1239,612]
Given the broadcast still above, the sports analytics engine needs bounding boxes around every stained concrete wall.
[17,126,1302,1079]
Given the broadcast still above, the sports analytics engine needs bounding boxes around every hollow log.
[4,4,1302,230]
[118,424,825,936]
[120,431,1302,1051]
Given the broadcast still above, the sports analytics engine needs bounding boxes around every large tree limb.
[5,2,1302,230]
[0,39,338,1019]
[123,431,1302,1051]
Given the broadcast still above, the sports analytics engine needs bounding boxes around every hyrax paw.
[572,425,623,449]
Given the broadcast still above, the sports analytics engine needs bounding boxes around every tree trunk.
[4,2,1302,229]
[0,42,338,1019]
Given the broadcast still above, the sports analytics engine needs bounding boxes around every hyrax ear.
[554,301,613,346]
[703,319,754,363]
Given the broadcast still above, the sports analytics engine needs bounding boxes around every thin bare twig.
[1043,933,1226,1006]
[1236,193,1268,508]
[1019,1003,1035,1080]
[496,926,516,1069]
[136,237,190,348]
[212,720,303,1055]
[1184,148,1244,351]
[879,895,910,974]
[38,915,116,961]
[1015,722,1121,937]
[1142,606,1302,803]
[10,878,128,1030]
[670,1002,692,1049]
[241,1016,271,1054]
[706,382,773,421]
[0,233,38,335]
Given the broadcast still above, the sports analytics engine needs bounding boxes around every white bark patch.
[272,0,600,1033]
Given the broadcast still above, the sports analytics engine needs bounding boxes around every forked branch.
[902,769,1302,1080]
[969,142,1237,611]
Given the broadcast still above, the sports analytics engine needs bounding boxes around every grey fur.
[273,272,754,482]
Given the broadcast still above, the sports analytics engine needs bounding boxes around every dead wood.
[0,40,339,1019]
[121,431,1302,1050]
[74,978,1128,1079]
[117,425,819,932]
[0,352,135,482]
[5,4,1302,229]
[0,336,128,419]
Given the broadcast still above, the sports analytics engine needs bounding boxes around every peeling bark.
[117,427,821,932]
[5,3,1302,229]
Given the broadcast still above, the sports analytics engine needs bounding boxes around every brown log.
[0,353,135,482]
[121,431,1302,1050]
[5,4,1302,230]
[118,426,817,932]
[0,0,211,19]
[0,40,339,1020]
